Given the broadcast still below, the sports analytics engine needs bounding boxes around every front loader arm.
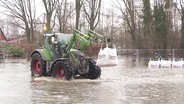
[65,30,91,54]
[65,29,104,55]
[74,29,104,44]
[88,30,104,43]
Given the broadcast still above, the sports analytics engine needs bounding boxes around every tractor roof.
[44,33,72,37]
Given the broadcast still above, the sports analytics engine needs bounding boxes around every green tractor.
[30,30,103,80]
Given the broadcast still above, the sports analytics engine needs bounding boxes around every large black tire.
[52,60,74,80]
[82,59,101,79]
[30,53,46,77]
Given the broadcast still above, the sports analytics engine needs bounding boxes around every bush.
[4,44,24,57]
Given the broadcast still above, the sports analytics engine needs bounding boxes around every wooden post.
[172,49,175,58]
[136,49,139,66]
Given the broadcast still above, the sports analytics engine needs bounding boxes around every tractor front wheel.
[52,60,74,80]
[81,59,101,79]
[31,53,46,77]
[87,59,101,79]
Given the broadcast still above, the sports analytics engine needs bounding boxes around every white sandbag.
[171,58,183,69]
[107,47,119,66]
[160,59,172,68]
[148,58,160,69]
[96,46,118,66]
[96,48,106,65]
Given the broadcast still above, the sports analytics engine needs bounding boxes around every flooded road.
[1,58,184,104]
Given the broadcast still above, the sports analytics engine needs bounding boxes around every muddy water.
[1,58,184,104]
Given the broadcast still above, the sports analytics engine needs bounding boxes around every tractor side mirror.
[51,35,58,44]
[51,36,55,43]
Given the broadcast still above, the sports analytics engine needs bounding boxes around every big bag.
[96,45,118,66]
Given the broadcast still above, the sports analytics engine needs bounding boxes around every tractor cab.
[44,33,72,46]
[44,33,73,58]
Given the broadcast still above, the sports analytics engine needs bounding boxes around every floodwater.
[1,57,184,104]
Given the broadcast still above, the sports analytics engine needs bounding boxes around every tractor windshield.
[55,33,72,45]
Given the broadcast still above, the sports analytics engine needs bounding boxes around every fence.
[117,49,184,60]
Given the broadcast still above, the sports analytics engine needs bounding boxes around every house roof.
[0,28,6,41]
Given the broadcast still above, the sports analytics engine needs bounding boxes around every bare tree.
[0,0,36,43]
[83,0,102,30]
[55,0,75,33]
[142,0,153,48]
[170,0,184,48]
[55,0,64,32]
[42,0,57,33]
[178,0,184,48]
[115,0,137,48]
[75,0,83,30]
[164,0,173,49]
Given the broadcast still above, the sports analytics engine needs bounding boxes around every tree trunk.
[83,0,102,31]
[142,0,153,48]
[180,8,184,48]
[75,0,82,30]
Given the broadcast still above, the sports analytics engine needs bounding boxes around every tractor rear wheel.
[52,60,74,80]
[31,53,46,77]
[81,59,101,79]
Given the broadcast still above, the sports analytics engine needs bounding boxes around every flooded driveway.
[1,58,184,104]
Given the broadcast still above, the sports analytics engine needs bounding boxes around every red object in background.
[0,28,6,41]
